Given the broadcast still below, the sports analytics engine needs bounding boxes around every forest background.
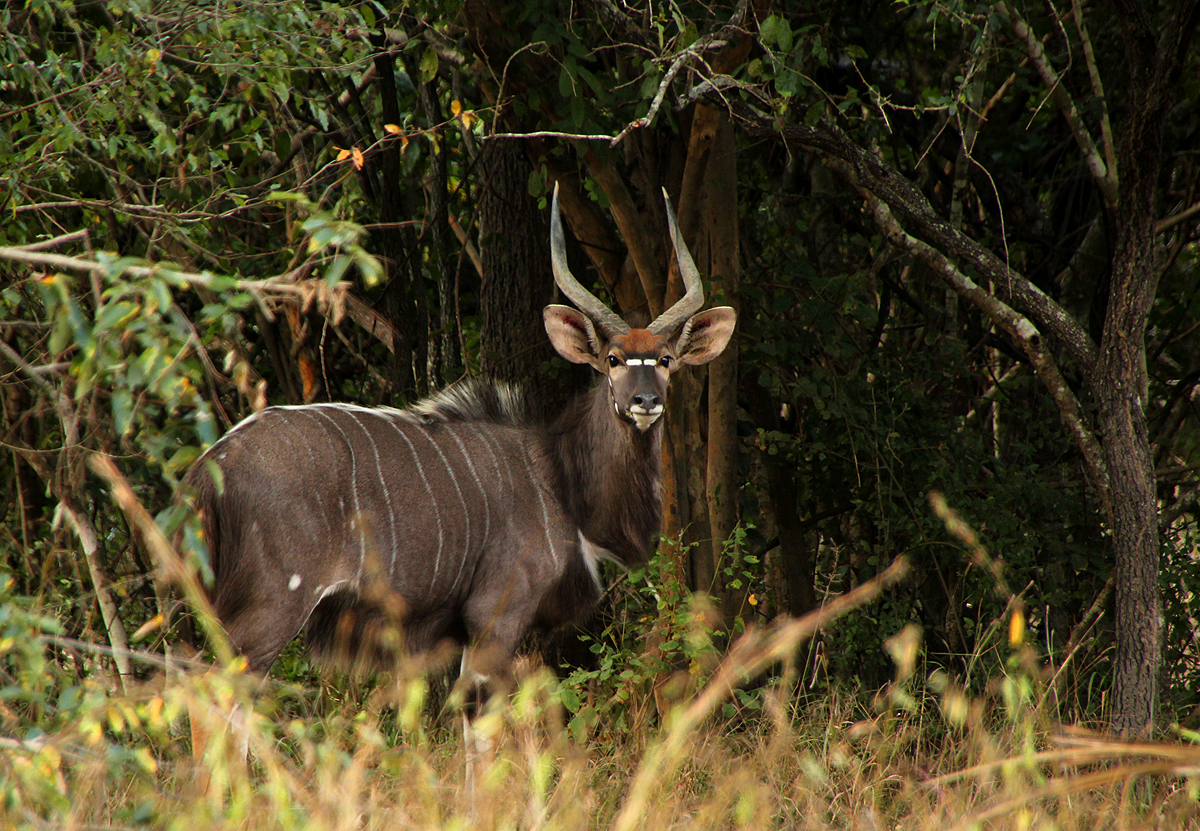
[3,0,1200,827]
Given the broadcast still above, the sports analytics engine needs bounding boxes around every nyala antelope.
[184,183,736,713]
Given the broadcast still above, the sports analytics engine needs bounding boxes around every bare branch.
[610,38,729,147]
[447,211,483,278]
[1071,0,1118,182]
[484,130,615,142]
[829,159,1112,520]
[741,113,1100,372]
[585,152,665,317]
[342,292,400,355]
[0,246,323,301]
[1156,200,1200,234]
[1160,479,1200,530]
[7,230,91,251]
[89,454,234,667]
[998,2,1118,206]
[609,0,754,147]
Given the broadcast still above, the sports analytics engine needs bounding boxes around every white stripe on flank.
[470,425,515,501]
[443,425,490,595]
[410,424,472,589]
[305,409,365,581]
[266,411,336,543]
[284,414,337,543]
[347,410,399,577]
[381,416,446,588]
[518,452,558,566]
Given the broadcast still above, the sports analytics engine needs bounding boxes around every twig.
[1160,479,1200,529]
[0,246,314,299]
[0,345,133,687]
[1070,0,1117,187]
[610,38,729,147]
[8,230,91,251]
[88,454,234,667]
[446,211,482,278]
[1156,200,1200,234]
[997,2,1117,207]
[483,131,615,142]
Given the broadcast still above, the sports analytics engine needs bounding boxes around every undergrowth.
[2,513,1199,829]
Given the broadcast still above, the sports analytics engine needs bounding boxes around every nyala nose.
[633,392,662,410]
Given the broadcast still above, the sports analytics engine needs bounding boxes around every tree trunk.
[373,46,425,401]
[419,79,460,385]
[1099,1,1188,732]
[478,138,559,391]
[705,114,743,622]
[664,104,743,607]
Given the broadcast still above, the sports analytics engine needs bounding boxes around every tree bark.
[478,138,559,390]
[1097,0,1199,733]
[705,114,743,621]
[373,46,425,400]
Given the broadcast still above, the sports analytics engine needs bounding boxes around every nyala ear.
[544,305,605,370]
[673,307,736,366]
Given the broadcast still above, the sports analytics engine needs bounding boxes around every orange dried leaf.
[384,123,402,134]
[335,147,352,162]
[351,147,365,169]
[450,99,463,117]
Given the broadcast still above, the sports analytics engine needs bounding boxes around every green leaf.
[206,275,239,292]
[274,129,291,160]
[419,46,439,84]
[166,445,200,473]
[323,253,352,286]
[558,61,575,98]
[204,458,225,495]
[760,13,781,47]
[94,301,138,334]
[776,18,794,53]
[568,713,587,743]
[112,388,134,436]
[49,314,71,357]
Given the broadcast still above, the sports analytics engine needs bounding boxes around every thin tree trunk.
[374,47,424,400]
[670,104,719,595]
[705,114,743,621]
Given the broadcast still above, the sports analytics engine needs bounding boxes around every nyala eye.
[608,355,620,367]
[659,356,671,367]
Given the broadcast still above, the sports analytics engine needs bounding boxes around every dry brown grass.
[3,555,1199,830]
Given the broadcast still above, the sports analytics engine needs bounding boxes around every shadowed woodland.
[3,0,1200,827]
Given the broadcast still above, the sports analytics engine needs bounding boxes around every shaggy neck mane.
[549,380,661,566]
[414,377,661,567]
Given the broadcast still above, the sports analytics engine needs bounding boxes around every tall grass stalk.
[2,526,1198,827]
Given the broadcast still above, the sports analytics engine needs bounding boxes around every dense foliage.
[2,0,1200,776]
